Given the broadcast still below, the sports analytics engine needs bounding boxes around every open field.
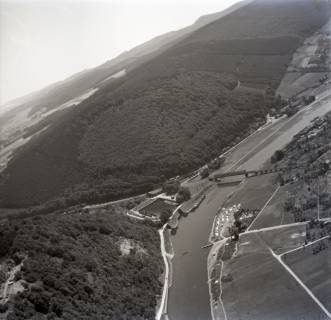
[214,119,287,174]
[277,18,331,100]
[223,174,277,213]
[284,238,331,313]
[220,232,328,320]
[257,224,306,255]
[249,183,295,230]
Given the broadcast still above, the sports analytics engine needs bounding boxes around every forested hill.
[0,0,250,121]
[0,208,163,319]
[1,0,331,209]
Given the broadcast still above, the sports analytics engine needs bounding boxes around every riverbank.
[156,204,182,320]
[156,180,215,319]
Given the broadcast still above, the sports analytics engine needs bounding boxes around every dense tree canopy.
[0,209,163,319]
[1,0,330,208]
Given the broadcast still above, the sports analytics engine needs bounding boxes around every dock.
[201,243,213,249]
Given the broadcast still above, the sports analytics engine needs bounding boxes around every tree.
[176,187,191,203]
[234,219,242,229]
[160,210,172,225]
[0,270,6,284]
[208,158,224,171]
[200,168,209,179]
[271,150,284,163]
[0,303,8,314]
[162,180,180,195]
[284,198,294,212]
[276,173,285,186]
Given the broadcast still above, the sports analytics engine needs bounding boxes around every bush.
[12,252,24,265]
[176,187,191,203]
[0,303,8,313]
[200,168,209,179]
[160,210,172,225]
[284,198,294,212]
[162,180,180,195]
[271,150,285,163]
[0,270,6,283]
[27,291,50,314]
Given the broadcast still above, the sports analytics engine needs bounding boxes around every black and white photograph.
[0,0,331,319]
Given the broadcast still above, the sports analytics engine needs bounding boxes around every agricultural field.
[257,224,306,254]
[277,18,331,100]
[283,237,331,312]
[220,232,327,320]
[225,174,277,212]
[249,182,295,229]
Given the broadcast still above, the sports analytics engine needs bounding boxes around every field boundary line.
[269,247,331,319]
[245,221,307,234]
[280,235,330,257]
[246,185,280,231]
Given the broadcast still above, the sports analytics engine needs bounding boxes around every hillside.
[0,0,251,179]
[1,0,331,209]
[0,208,163,319]
[0,0,250,121]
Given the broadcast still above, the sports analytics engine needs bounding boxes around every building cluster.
[277,113,331,222]
[129,197,178,223]
[294,116,328,143]
[211,204,240,241]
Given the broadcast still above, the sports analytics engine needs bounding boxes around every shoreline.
[207,239,229,320]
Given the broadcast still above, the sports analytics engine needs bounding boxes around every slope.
[0,207,163,319]
[0,0,251,121]
[1,0,330,208]
[0,0,251,175]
